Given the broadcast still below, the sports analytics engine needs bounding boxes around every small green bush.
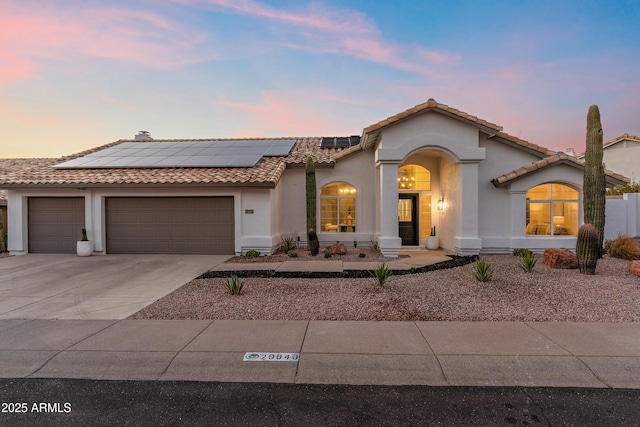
[245,249,260,259]
[512,248,533,258]
[281,235,296,254]
[288,252,298,258]
[472,257,493,282]
[358,253,366,258]
[370,239,380,252]
[518,251,537,273]
[224,275,244,295]
[606,182,640,196]
[605,234,640,260]
[370,263,392,288]
[324,252,332,258]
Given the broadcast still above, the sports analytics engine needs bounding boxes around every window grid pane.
[526,183,579,236]
[320,182,356,233]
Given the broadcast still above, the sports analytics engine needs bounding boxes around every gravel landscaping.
[131,254,640,322]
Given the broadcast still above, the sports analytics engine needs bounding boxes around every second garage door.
[106,197,234,254]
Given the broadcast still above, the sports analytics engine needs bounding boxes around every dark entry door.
[398,194,418,246]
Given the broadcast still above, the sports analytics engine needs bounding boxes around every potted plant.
[76,228,93,257]
[426,226,439,250]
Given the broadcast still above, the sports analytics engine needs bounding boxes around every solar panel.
[320,136,361,148]
[54,139,296,169]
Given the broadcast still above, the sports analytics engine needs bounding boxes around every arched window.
[320,182,356,232]
[398,165,431,190]
[526,183,580,236]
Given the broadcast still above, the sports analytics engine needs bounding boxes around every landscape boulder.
[542,248,578,269]
[326,243,348,256]
[629,260,640,277]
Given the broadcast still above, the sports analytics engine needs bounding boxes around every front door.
[398,194,418,246]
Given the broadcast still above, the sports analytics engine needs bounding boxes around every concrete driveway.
[0,254,230,320]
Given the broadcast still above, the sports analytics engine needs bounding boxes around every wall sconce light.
[437,197,445,211]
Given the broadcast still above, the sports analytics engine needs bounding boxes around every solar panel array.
[319,136,361,149]
[54,139,297,169]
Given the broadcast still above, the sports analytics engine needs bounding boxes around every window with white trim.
[320,182,356,232]
[526,183,579,236]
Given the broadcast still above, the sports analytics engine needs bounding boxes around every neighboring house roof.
[491,153,629,187]
[0,137,346,188]
[0,158,59,204]
[577,133,640,158]
[360,98,557,158]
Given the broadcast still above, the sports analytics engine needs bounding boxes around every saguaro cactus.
[582,104,606,257]
[577,223,599,274]
[305,156,316,241]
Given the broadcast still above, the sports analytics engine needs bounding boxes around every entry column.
[378,162,402,257]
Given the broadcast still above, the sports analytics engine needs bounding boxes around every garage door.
[28,197,85,253]
[106,197,234,254]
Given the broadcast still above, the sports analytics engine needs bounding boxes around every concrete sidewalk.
[211,250,452,273]
[1,319,639,388]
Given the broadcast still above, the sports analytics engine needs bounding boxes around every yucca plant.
[472,257,493,282]
[281,235,295,254]
[224,275,244,295]
[370,263,392,288]
[518,251,537,273]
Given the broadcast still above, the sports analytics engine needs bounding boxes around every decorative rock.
[542,248,578,269]
[629,260,640,277]
[326,243,348,256]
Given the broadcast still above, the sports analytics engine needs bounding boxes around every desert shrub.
[224,275,244,295]
[370,263,392,288]
[358,253,366,258]
[324,252,332,258]
[518,251,537,273]
[512,248,533,258]
[604,234,640,260]
[606,182,640,196]
[472,257,493,282]
[245,249,260,259]
[288,252,298,258]
[370,239,380,252]
[281,235,296,254]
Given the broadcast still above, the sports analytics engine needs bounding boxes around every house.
[0,99,629,257]
[0,159,59,251]
[578,134,640,183]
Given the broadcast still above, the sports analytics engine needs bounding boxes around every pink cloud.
[176,0,458,74]
[218,89,361,137]
[0,2,213,86]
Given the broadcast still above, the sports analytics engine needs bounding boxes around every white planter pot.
[76,241,93,257]
[426,236,439,250]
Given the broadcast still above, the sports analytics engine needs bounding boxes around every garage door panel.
[106,197,234,254]
[28,197,85,254]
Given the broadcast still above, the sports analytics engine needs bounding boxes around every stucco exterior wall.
[438,158,460,253]
[603,140,640,183]
[278,149,377,248]
[477,136,543,242]
[376,113,485,163]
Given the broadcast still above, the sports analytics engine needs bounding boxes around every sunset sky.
[2,0,639,158]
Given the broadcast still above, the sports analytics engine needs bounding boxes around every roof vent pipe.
[135,131,153,141]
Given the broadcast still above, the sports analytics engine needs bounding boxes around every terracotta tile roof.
[0,158,59,202]
[491,153,629,187]
[361,98,556,158]
[0,137,346,187]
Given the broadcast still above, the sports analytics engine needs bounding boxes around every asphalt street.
[1,379,639,426]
